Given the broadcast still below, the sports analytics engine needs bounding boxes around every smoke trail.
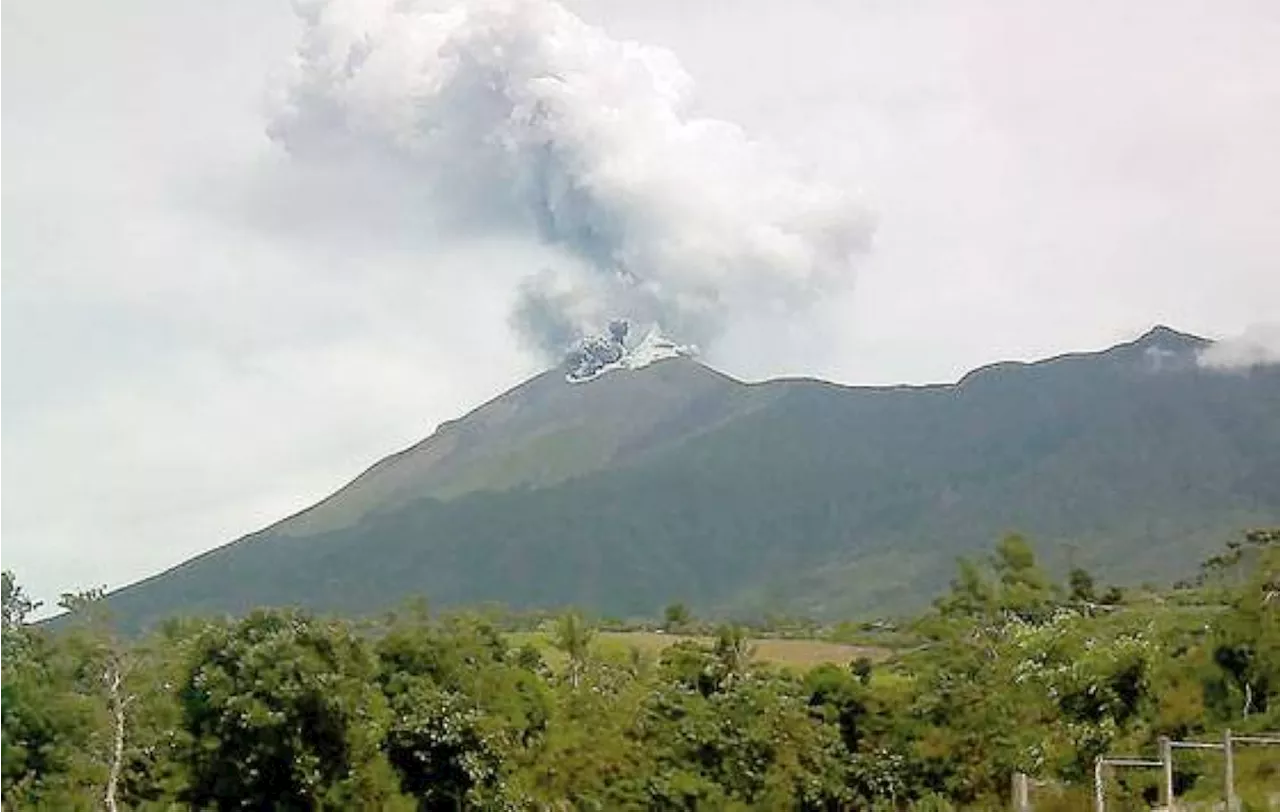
[271,0,873,357]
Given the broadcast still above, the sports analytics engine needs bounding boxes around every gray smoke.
[564,329,625,381]
[270,0,873,358]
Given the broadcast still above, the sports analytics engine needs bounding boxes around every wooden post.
[1094,757,1105,812]
[1012,772,1030,812]
[1224,728,1236,812]
[1160,736,1174,811]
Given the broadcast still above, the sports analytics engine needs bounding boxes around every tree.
[3,579,109,809]
[806,664,870,753]
[930,534,1055,624]
[553,611,595,689]
[10,534,1280,810]
[2,570,41,636]
[116,617,208,807]
[663,602,692,631]
[659,640,723,698]
[1209,540,1280,720]
[179,610,401,810]
[512,658,651,809]
[0,570,49,797]
[381,679,500,810]
[58,588,132,812]
[640,668,850,808]
[712,624,755,689]
[935,557,995,620]
[1068,567,1097,605]
[992,533,1055,620]
[375,613,549,809]
[1199,529,1278,590]
[851,656,874,686]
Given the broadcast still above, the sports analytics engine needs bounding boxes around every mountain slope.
[274,357,776,537]
[100,326,1280,630]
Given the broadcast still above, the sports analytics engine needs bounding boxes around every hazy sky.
[4,0,1279,607]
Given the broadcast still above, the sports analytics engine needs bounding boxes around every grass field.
[510,630,889,671]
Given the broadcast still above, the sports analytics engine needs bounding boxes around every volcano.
[95,326,1280,631]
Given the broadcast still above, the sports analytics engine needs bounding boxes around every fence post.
[1012,772,1030,812]
[1224,728,1236,812]
[1094,757,1105,812]
[1160,736,1174,811]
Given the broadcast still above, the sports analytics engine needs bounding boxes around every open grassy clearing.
[510,629,890,670]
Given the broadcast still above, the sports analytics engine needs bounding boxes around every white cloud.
[1199,323,1280,370]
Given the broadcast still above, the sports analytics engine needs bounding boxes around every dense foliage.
[3,532,1278,810]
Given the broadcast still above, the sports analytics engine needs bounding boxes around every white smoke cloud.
[269,0,873,357]
[1198,323,1280,370]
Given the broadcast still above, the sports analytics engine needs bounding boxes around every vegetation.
[4,530,1278,810]
[87,328,1280,633]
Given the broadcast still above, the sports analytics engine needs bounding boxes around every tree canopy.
[3,529,1278,810]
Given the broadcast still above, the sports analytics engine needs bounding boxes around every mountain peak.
[1113,325,1209,372]
[1133,324,1208,348]
[565,325,698,383]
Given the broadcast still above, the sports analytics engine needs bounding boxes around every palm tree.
[714,624,755,688]
[554,611,595,688]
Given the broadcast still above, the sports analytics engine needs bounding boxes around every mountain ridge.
[92,326,1280,631]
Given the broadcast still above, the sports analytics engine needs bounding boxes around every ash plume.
[270,0,873,358]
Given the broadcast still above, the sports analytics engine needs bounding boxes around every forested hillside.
[4,532,1278,810]
[95,326,1280,632]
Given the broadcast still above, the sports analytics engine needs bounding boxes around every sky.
[4,0,1280,608]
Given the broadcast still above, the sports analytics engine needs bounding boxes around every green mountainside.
[273,359,774,538]
[99,326,1280,630]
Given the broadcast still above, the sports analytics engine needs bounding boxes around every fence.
[1012,730,1280,811]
